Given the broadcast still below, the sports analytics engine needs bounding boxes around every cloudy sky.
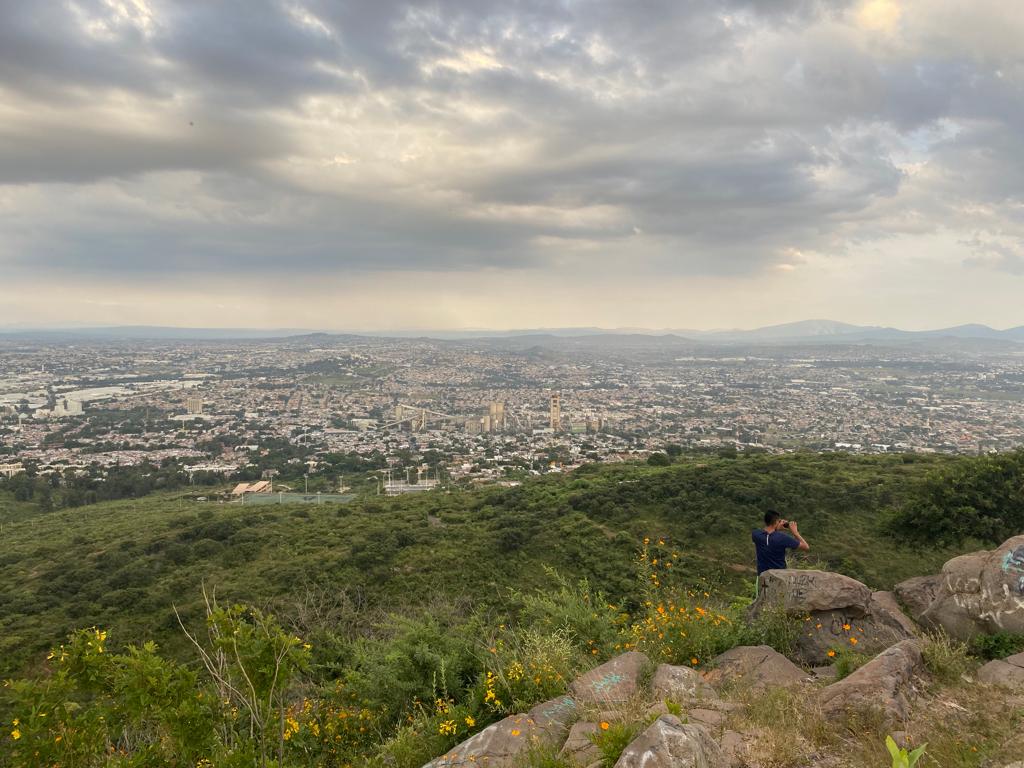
[1,0,1022,331]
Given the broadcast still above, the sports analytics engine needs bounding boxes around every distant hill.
[3,321,1023,347]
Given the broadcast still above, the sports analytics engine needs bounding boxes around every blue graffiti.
[1002,546,1024,593]
[592,673,624,693]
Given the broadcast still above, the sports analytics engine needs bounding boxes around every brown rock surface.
[818,640,924,723]
[651,664,719,703]
[977,652,1024,690]
[918,536,1024,640]
[570,651,650,706]
[751,570,915,664]
[559,722,602,766]
[703,645,807,691]
[613,715,728,768]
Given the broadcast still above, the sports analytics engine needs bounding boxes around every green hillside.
[0,452,986,676]
[3,450,1024,767]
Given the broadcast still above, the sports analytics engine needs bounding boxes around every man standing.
[753,510,810,577]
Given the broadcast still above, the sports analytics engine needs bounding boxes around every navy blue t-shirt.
[752,528,799,574]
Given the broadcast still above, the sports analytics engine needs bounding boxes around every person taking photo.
[752,509,809,580]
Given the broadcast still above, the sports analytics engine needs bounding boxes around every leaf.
[908,743,928,768]
[885,735,901,761]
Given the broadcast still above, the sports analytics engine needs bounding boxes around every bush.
[832,647,872,680]
[968,631,1024,661]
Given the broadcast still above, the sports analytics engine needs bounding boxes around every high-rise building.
[549,392,561,431]
[488,401,506,431]
[186,397,204,415]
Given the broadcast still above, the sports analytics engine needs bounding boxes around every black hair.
[764,510,781,526]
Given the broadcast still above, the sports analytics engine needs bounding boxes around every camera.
[782,520,791,529]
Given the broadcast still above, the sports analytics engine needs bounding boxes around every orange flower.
[842,623,851,631]
[849,637,858,645]
[600,721,610,731]
[690,657,699,666]
[827,649,836,658]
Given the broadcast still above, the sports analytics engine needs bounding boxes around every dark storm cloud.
[0,0,1020,280]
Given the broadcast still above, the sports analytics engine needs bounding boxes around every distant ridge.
[2,321,1023,346]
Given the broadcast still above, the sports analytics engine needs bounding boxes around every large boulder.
[702,645,806,691]
[424,695,574,768]
[614,715,728,768]
[910,536,1024,641]
[818,640,924,724]
[569,651,650,706]
[977,651,1024,691]
[651,664,719,703]
[751,569,916,664]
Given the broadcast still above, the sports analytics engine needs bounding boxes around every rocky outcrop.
[613,715,728,768]
[751,569,916,664]
[651,663,719,703]
[977,651,1024,690]
[569,650,650,706]
[819,640,924,723]
[703,645,806,691]
[899,535,1024,640]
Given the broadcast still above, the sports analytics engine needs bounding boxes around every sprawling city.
[3,329,1023,500]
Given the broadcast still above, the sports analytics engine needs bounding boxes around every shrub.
[591,720,642,766]
[832,647,872,680]
[968,631,1024,661]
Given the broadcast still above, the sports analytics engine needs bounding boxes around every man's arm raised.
[789,522,810,551]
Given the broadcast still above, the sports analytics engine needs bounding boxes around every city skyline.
[3,1,1023,329]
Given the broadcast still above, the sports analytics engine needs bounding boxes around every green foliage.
[887,449,1024,545]
[921,631,972,685]
[885,735,927,768]
[590,721,642,767]
[832,646,873,680]
[968,631,1024,661]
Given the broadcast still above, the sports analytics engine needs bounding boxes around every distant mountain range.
[2,320,1023,346]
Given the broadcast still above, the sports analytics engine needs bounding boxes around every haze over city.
[2,0,1023,330]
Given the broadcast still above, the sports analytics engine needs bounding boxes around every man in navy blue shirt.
[753,510,809,578]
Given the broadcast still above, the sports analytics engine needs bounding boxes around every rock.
[818,640,924,723]
[871,591,920,637]
[569,651,650,706]
[811,665,838,682]
[614,715,728,768]
[894,574,943,620]
[528,695,577,737]
[424,712,558,767]
[687,708,725,729]
[755,569,872,614]
[719,730,747,766]
[917,536,1024,640]
[977,652,1024,690]
[558,722,602,766]
[703,645,807,691]
[751,570,916,664]
[651,664,719,703]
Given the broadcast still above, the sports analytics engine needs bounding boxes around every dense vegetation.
[1,450,1022,766]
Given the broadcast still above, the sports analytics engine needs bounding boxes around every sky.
[1,0,1023,331]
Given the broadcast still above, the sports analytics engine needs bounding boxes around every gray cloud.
[0,0,1021,288]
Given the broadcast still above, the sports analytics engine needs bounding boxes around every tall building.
[488,401,505,431]
[186,397,204,415]
[549,392,561,431]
